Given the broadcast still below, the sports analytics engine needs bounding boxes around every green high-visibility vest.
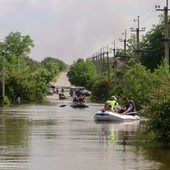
[106,100,116,108]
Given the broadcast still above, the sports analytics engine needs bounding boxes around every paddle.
[59,104,67,107]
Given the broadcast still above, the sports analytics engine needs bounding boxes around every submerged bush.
[146,80,170,147]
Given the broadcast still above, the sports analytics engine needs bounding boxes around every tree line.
[0,31,67,104]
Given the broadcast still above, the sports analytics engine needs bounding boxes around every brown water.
[0,99,169,170]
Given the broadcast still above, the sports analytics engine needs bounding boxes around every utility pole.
[106,45,110,78]
[156,0,170,65]
[2,49,5,98]
[112,40,117,85]
[1,43,10,98]
[120,30,128,87]
[96,51,100,74]
[102,47,105,76]
[130,16,145,63]
[100,48,103,75]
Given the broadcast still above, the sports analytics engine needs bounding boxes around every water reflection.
[0,108,29,170]
[0,102,167,170]
[143,148,170,170]
[97,121,140,147]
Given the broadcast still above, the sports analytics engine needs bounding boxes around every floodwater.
[0,99,170,170]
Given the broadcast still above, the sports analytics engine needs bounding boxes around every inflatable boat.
[94,110,140,122]
[70,101,89,108]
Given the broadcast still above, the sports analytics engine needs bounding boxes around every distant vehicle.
[69,86,91,96]
[47,88,54,95]
[79,89,91,96]
[50,85,57,93]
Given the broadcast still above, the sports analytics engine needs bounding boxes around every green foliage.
[91,77,111,102]
[0,32,67,104]
[124,64,156,107]
[67,60,97,87]
[153,59,170,82]
[5,69,50,102]
[145,81,170,147]
[86,74,100,91]
[143,62,170,146]
[126,33,138,62]
[140,20,164,71]
[1,96,10,105]
[41,57,67,72]
[5,31,34,56]
[109,63,155,109]
[108,61,170,110]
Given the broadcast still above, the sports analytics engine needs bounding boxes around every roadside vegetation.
[67,16,170,147]
[0,31,67,104]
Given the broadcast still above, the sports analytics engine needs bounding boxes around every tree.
[91,77,111,102]
[0,31,35,75]
[140,21,164,71]
[5,68,51,102]
[0,32,68,103]
[41,57,67,72]
[67,60,97,87]
[146,80,170,147]
[5,31,34,56]
[108,60,170,110]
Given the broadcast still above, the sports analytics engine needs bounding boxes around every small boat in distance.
[59,93,67,99]
[70,101,89,108]
[94,110,140,122]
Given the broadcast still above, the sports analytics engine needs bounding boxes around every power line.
[139,0,164,17]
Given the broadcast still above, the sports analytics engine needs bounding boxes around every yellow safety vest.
[106,100,116,108]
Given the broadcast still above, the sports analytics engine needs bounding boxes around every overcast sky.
[0,0,167,65]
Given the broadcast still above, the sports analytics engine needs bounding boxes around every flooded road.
[0,98,169,170]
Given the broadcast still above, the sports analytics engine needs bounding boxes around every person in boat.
[100,96,117,112]
[100,102,114,112]
[78,95,86,103]
[119,97,136,114]
[106,96,117,111]
[73,96,79,102]
[59,93,66,99]
[115,96,122,112]
[106,104,114,112]
[61,88,64,93]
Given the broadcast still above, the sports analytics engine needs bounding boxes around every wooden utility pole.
[112,41,117,85]
[156,0,170,65]
[99,48,103,75]
[120,30,128,87]
[130,16,145,63]
[106,45,110,78]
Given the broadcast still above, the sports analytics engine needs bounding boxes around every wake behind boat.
[94,110,140,122]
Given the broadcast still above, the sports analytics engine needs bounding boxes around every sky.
[0,0,167,65]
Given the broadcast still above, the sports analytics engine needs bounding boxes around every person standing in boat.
[119,97,136,114]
